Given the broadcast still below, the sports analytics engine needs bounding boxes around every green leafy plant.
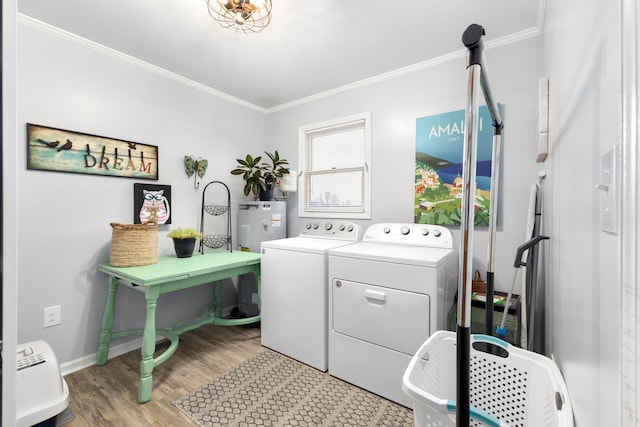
[262,150,290,186]
[230,150,290,198]
[166,227,203,240]
[230,153,264,198]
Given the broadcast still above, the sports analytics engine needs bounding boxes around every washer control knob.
[313,223,319,229]
[421,228,429,236]
[335,280,342,288]
[347,225,353,232]
[325,223,333,231]
[339,225,345,231]
[400,225,410,235]
[383,226,391,234]
[433,229,442,237]
[306,223,312,230]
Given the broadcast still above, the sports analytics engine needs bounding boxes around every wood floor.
[63,324,263,426]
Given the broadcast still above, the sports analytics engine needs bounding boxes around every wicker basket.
[472,269,486,294]
[109,222,158,267]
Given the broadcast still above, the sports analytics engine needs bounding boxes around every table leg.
[214,281,222,319]
[256,269,261,312]
[97,277,119,365]
[139,287,159,403]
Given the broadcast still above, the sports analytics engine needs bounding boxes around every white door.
[261,247,328,370]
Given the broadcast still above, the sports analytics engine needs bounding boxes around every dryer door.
[331,279,431,356]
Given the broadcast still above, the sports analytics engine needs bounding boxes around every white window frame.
[298,111,372,219]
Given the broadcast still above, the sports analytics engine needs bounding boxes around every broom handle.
[457,60,480,427]
[459,23,504,426]
[486,129,503,335]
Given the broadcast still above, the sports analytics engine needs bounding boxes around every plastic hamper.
[402,330,573,427]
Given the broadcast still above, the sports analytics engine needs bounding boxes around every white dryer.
[260,221,363,371]
[328,223,458,407]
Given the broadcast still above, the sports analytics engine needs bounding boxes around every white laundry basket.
[402,330,573,427]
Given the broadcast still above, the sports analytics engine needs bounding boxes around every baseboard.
[60,305,239,376]
[60,337,145,376]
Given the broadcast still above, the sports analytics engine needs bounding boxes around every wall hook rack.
[184,155,209,189]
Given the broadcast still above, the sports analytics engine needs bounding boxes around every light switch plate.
[536,77,549,163]
[599,146,618,233]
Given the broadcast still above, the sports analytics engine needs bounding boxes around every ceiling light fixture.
[207,0,272,34]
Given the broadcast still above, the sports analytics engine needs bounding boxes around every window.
[298,112,371,219]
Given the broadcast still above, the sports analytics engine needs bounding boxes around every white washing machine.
[328,223,458,407]
[260,220,363,371]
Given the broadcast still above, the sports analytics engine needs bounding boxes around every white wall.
[4,2,20,425]
[267,36,544,297]
[16,21,267,365]
[543,0,622,425]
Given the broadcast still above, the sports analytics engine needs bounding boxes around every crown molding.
[267,26,542,113]
[18,13,541,115]
[17,13,268,114]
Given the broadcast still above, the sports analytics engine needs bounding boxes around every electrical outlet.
[43,305,61,328]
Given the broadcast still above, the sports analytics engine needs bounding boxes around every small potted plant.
[260,150,290,201]
[166,227,203,258]
[230,153,264,199]
[230,150,289,201]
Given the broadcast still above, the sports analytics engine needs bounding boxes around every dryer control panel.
[362,223,453,248]
[299,221,363,240]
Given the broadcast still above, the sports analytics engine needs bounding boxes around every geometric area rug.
[173,349,414,426]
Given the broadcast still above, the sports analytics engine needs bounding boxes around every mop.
[522,173,544,347]
[496,171,547,348]
[526,171,547,352]
[519,181,537,348]
[496,235,548,341]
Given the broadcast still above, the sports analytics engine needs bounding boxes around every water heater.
[236,201,287,317]
[237,201,287,252]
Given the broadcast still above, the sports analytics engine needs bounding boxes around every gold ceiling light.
[207,0,272,34]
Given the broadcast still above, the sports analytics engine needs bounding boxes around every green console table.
[96,250,261,403]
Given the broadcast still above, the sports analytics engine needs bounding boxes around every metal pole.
[457,61,481,427]
[458,23,504,425]
[485,130,502,335]
[480,55,503,336]
[462,24,504,337]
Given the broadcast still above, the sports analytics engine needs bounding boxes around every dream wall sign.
[27,123,158,180]
[414,106,498,226]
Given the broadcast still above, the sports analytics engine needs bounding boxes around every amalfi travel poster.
[414,106,496,226]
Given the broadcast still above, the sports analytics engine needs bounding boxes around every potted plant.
[230,150,289,201]
[260,150,290,201]
[166,227,203,258]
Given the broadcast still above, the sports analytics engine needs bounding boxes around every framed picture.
[27,123,158,180]
[133,183,171,225]
[414,105,498,226]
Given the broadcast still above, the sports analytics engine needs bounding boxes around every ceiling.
[17,1,543,111]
